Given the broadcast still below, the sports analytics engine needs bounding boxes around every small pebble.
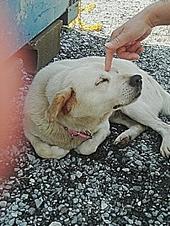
[49,222,62,226]
[0,201,7,208]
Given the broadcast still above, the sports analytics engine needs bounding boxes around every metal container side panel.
[0,0,69,61]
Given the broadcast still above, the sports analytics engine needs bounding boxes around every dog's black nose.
[129,74,142,87]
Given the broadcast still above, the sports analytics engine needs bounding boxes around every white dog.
[23,56,170,159]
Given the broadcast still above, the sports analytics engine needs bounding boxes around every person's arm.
[105,0,170,72]
[148,0,170,27]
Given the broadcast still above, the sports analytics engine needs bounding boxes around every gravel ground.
[0,0,170,226]
[80,0,170,44]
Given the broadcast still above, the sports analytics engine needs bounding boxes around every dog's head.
[47,58,142,121]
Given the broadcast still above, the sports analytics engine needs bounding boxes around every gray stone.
[73,198,79,204]
[19,222,27,226]
[49,222,62,226]
[101,200,108,210]
[60,206,68,214]
[157,214,164,222]
[137,176,142,182]
[3,192,10,198]
[27,153,36,162]
[12,204,18,211]
[35,198,43,208]
[135,160,142,166]
[103,213,110,218]
[68,211,74,217]
[135,220,142,226]
[137,201,142,206]
[122,185,128,191]
[29,178,35,184]
[152,210,159,217]
[133,186,142,191]
[122,168,130,172]
[8,218,15,226]
[21,194,29,200]
[76,171,82,178]
[71,216,78,224]
[11,211,18,217]
[29,207,36,215]
[141,144,148,151]
[48,207,53,212]
[148,190,154,195]
[145,212,152,218]
[126,152,133,157]
[0,201,7,208]
[71,175,76,180]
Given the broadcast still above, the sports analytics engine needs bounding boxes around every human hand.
[105,11,153,71]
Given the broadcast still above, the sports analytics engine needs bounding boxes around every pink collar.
[63,126,92,141]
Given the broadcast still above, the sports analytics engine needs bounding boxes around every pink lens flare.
[0,7,25,179]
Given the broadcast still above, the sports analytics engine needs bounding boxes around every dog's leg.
[110,111,146,146]
[161,89,170,115]
[122,104,170,157]
[25,132,70,159]
[75,120,110,155]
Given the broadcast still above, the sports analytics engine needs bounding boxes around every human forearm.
[105,0,170,71]
[146,0,170,27]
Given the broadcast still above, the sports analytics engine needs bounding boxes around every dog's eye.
[95,77,109,86]
[113,104,122,110]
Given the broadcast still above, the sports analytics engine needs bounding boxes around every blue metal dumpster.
[0,0,79,63]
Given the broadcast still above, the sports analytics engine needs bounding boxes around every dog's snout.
[129,74,142,87]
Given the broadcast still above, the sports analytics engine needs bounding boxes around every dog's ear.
[47,87,76,122]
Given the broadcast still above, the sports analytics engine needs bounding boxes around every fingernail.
[105,68,109,72]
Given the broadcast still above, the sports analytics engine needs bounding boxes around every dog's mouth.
[135,90,141,99]
[130,87,142,104]
[113,89,141,111]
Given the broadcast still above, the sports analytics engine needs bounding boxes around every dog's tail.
[161,88,170,115]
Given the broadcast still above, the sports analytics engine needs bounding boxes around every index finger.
[105,47,115,72]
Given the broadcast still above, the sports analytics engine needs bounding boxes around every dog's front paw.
[36,143,70,159]
[75,141,98,155]
[50,146,70,159]
[114,132,131,147]
[160,138,170,158]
